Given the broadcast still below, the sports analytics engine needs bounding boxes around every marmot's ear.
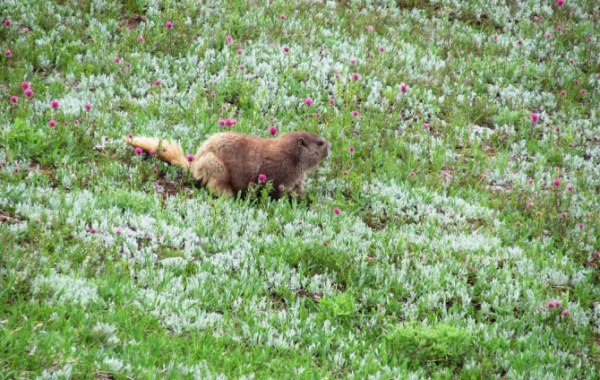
[298,137,307,147]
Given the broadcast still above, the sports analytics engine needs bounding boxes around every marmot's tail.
[123,136,191,170]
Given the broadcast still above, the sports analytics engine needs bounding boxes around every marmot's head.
[282,131,331,169]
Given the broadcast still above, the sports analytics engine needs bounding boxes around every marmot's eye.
[317,141,324,146]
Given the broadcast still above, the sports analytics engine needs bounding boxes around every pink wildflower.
[5,50,12,57]
[557,0,564,5]
[423,123,429,129]
[139,37,144,42]
[283,46,289,52]
[149,149,156,156]
[367,25,374,31]
[21,82,30,89]
[226,35,233,43]
[269,126,278,136]
[352,73,360,80]
[350,58,356,65]
[562,310,569,316]
[85,103,92,110]
[348,146,355,153]
[329,98,334,105]
[379,46,385,52]
[304,97,313,105]
[237,49,243,55]
[114,57,120,63]
[187,154,194,162]
[154,79,161,86]
[258,173,267,182]
[553,179,561,186]
[128,133,133,139]
[51,100,60,109]
[48,120,56,127]
[10,96,17,103]
[352,110,359,117]
[135,147,143,155]
[400,84,408,93]
[3,19,11,26]
[280,14,286,19]
[530,113,539,122]
[165,21,173,29]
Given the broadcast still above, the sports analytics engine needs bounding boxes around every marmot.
[124,131,331,198]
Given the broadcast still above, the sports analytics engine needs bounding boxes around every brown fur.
[124,131,331,198]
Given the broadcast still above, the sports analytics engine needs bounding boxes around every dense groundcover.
[1,0,599,378]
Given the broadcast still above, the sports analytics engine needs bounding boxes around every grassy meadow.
[1,0,600,378]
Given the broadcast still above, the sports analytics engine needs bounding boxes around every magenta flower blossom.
[149,149,156,156]
[568,58,573,64]
[423,123,429,129]
[165,21,173,29]
[545,33,551,38]
[315,113,320,118]
[269,126,278,136]
[135,147,143,155]
[193,35,198,40]
[367,25,374,31]
[352,110,359,117]
[237,49,243,55]
[226,35,233,43]
[128,133,133,139]
[269,116,274,121]
[548,302,555,308]
[13,168,19,173]
[557,26,562,31]
[280,14,286,19]
[64,121,68,126]
[333,207,340,215]
[588,37,592,42]
[517,39,523,45]
[128,25,133,29]
[348,146,355,153]
[553,179,561,186]
[224,119,237,126]
[23,28,28,34]
[527,203,533,208]
[557,0,564,5]
[352,72,360,80]
[210,93,216,98]
[239,65,244,70]
[187,154,194,162]
[162,147,167,152]
[344,170,349,175]
[51,100,60,109]
[410,171,415,176]
[154,79,161,86]
[562,310,569,316]
[139,37,144,42]
[3,19,11,26]
[555,301,562,308]
[578,223,584,229]
[574,79,579,84]
[283,46,289,52]
[567,185,573,191]
[21,82,30,89]
[5,49,12,56]
[528,179,533,184]
[400,84,408,93]
[90,228,97,233]
[74,119,79,124]
[116,228,122,235]
[85,103,92,110]
[10,96,17,103]
[153,168,158,173]
[581,89,586,94]
[379,46,385,52]
[104,136,109,141]
[560,90,566,96]
[114,57,120,63]
[258,173,267,182]
[126,62,131,67]
[350,58,356,65]
[219,119,225,126]
[329,98,334,105]
[530,113,539,122]
[304,97,313,105]
[48,120,56,127]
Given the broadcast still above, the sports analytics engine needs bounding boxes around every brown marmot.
[123,131,331,198]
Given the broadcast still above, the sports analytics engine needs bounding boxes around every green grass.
[1,0,600,378]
